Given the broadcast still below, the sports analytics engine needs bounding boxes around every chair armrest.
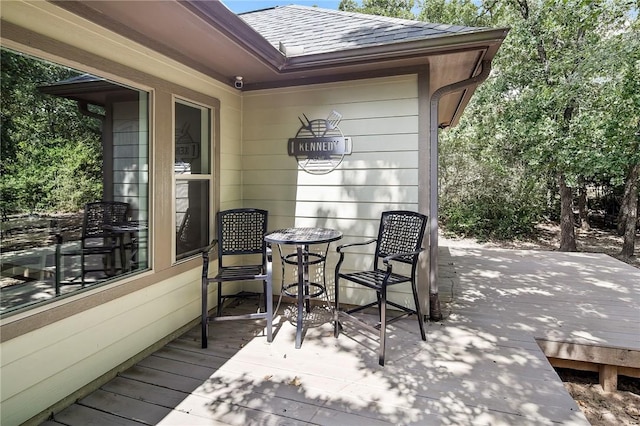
[201,240,219,279]
[382,248,425,265]
[202,239,219,255]
[201,240,220,280]
[336,238,377,253]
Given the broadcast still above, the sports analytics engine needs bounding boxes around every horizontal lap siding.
[112,101,148,221]
[220,107,243,211]
[0,269,203,425]
[241,76,420,306]
[1,2,243,425]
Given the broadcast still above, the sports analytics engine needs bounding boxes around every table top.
[104,220,148,233]
[265,227,342,245]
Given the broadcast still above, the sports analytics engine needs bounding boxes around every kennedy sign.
[287,111,352,174]
[288,136,351,158]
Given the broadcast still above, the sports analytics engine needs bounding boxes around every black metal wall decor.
[288,110,352,174]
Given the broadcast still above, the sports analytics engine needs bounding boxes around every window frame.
[172,96,216,263]
[0,47,153,314]
[0,31,221,339]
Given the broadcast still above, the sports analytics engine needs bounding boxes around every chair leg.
[217,282,223,317]
[119,240,127,272]
[265,277,273,342]
[55,241,62,296]
[202,279,209,349]
[80,252,85,286]
[379,287,387,366]
[411,280,427,341]
[263,280,268,313]
[334,274,340,338]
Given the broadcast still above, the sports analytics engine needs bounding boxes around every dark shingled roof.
[240,5,487,56]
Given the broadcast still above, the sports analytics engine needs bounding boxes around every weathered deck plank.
[446,245,640,392]
[41,245,640,425]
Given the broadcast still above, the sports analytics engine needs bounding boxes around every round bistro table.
[265,227,342,348]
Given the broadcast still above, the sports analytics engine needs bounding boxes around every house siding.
[1,2,431,424]
[241,76,422,305]
[0,2,241,425]
[112,100,149,221]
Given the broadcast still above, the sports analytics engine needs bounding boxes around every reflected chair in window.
[176,207,197,257]
[201,208,273,348]
[55,201,130,294]
[334,210,428,366]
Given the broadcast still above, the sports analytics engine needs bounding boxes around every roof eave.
[281,27,510,71]
[179,1,286,70]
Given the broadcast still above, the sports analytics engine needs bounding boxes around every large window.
[174,99,212,260]
[0,48,150,314]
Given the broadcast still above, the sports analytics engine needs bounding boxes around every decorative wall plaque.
[288,110,352,174]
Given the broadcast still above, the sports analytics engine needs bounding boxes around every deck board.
[43,244,640,425]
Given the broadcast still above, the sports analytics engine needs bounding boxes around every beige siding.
[1,3,425,425]
[241,76,420,304]
[1,270,201,426]
[112,100,148,220]
[0,2,242,425]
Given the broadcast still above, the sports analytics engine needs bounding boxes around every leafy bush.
[441,174,544,240]
[1,49,102,215]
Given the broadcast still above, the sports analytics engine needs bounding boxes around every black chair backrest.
[375,210,428,267]
[216,208,268,266]
[82,201,130,241]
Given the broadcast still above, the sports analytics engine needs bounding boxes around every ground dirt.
[444,223,639,425]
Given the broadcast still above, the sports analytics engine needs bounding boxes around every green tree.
[1,49,102,216]
[339,0,416,18]
[418,0,492,26]
[438,0,638,253]
[598,17,640,258]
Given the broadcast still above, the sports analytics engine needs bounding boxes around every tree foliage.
[1,49,103,216]
[349,0,639,252]
[418,0,492,26]
[436,0,639,248]
[339,0,416,18]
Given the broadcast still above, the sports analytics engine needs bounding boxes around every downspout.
[428,59,492,320]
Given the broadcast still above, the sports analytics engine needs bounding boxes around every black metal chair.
[334,210,428,366]
[55,201,130,294]
[201,208,273,348]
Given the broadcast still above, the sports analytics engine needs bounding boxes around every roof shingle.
[240,5,486,56]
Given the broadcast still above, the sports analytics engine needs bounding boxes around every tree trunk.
[578,181,590,230]
[620,163,639,259]
[617,195,628,237]
[558,173,577,251]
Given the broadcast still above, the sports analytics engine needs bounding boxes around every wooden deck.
[39,245,640,426]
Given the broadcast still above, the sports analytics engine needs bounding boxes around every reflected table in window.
[265,227,342,348]
[104,220,148,272]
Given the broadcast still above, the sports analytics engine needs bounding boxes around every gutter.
[428,59,492,320]
[282,29,509,71]
[183,0,508,78]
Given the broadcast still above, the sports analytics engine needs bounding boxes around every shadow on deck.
[36,245,640,425]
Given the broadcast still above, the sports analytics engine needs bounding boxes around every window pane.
[176,180,210,259]
[175,101,210,175]
[174,99,211,260]
[0,48,150,314]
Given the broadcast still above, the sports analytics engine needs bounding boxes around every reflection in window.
[175,99,211,260]
[0,48,149,314]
